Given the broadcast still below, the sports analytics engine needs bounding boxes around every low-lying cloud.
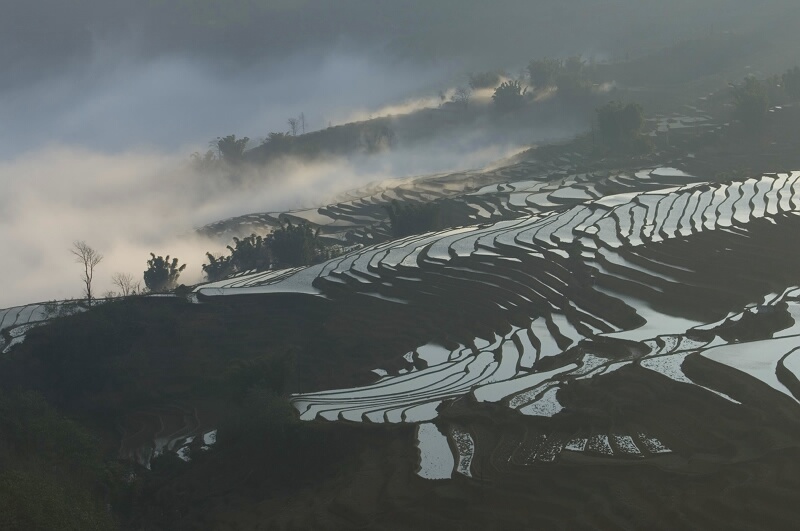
[0,135,535,308]
[0,45,586,308]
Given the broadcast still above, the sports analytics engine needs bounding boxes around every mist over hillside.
[3,1,799,152]
[5,0,800,152]
[3,0,800,307]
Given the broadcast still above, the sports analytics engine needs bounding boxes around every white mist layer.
[0,138,528,309]
[0,45,586,308]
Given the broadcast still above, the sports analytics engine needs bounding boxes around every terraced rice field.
[7,97,799,482]
[194,167,800,480]
[197,161,714,247]
[197,100,729,249]
[0,301,85,353]
[118,403,219,469]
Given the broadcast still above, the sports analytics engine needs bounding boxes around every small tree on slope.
[144,254,186,293]
[71,241,103,306]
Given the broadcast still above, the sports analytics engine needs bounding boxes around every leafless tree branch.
[71,240,103,305]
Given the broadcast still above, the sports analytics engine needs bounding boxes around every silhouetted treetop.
[596,101,649,153]
[783,67,800,100]
[144,254,186,292]
[733,77,769,131]
[527,58,562,89]
[201,222,338,281]
[492,80,528,112]
[216,135,250,164]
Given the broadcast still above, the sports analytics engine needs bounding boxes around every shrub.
[216,134,249,164]
[733,77,769,131]
[492,80,528,112]
[202,222,334,280]
[228,234,271,272]
[596,101,648,153]
[384,200,445,238]
[527,58,562,89]
[144,254,186,292]
[783,66,800,100]
[267,221,324,268]
[201,253,234,282]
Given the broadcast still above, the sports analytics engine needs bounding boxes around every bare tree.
[287,117,299,136]
[71,241,103,305]
[112,272,139,297]
[453,86,472,107]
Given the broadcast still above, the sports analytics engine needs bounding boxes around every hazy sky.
[3,0,795,154]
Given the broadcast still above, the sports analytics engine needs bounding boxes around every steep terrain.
[6,68,800,530]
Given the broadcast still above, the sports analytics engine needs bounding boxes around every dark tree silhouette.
[228,234,271,272]
[202,223,332,280]
[201,253,234,282]
[596,101,646,151]
[783,67,800,100]
[384,200,444,238]
[527,58,562,89]
[216,135,250,163]
[190,149,217,172]
[733,77,769,131]
[266,222,323,268]
[262,132,294,150]
[452,86,472,107]
[144,254,186,292]
[492,80,528,112]
[111,272,139,297]
[287,118,299,136]
[70,241,103,305]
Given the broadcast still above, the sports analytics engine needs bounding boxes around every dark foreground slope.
[0,295,418,529]
[4,289,800,530]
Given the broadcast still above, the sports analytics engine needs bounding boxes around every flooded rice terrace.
[7,161,800,480]
[191,167,800,480]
